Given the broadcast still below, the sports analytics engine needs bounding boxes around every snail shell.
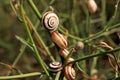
[59,49,69,58]
[42,11,59,32]
[67,58,74,63]
[75,42,84,51]
[64,66,76,80]
[49,62,62,72]
[87,0,97,13]
[52,31,68,49]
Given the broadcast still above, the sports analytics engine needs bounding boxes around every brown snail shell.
[42,11,59,32]
[59,49,69,58]
[49,62,62,72]
[64,66,76,80]
[75,41,84,51]
[51,31,68,49]
[87,0,97,13]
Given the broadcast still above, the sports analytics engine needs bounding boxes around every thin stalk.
[59,27,83,41]
[20,2,51,79]
[104,0,120,29]
[27,0,42,20]
[64,46,120,66]
[85,10,90,37]
[76,62,86,74]
[0,72,42,79]
[60,22,120,42]
[10,0,22,22]
[0,62,9,67]
[7,21,41,75]
[101,0,106,27]
[65,48,74,60]
[55,71,62,80]
[10,0,17,15]
[12,45,26,67]
[50,0,56,5]
[83,0,120,42]
[90,57,98,75]
[0,62,22,74]
[70,0,79,36]
[43,0,57,13]
[26,17,55,61]
[108,22,120,30]
[27,0,55,61]
[6,44,26,75]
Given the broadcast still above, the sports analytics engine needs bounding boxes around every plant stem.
[26,17,55,61]
[108,22,120,30]
[0,72,42,79]
[104,0,120,29]
[6,44,26,75]
[60,22,120,43]
[70,0,79,36]
[50,0,56,5]
[55,71,62,80]
[9,0,17,16]
[64,46,120,66]
[101,0,106,27]
[59,27,83,41]
[27,0,42,20]
[85,10,90,37]
[83,0,120,42]
[13,45,26,67]
[20,2,51,79]
[27,0,55,61]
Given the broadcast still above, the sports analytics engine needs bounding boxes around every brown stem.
[25,16,47,56]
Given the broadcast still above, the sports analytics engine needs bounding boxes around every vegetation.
[0,0,120,80]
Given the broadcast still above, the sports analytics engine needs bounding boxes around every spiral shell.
[64,66,76,80]
[49,62,62,72]
[42,11,59,32]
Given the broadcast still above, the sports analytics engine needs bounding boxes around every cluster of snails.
[42,11,76,80]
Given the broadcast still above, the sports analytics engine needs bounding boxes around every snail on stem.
[42,11,59,32]
[49,62,62,72]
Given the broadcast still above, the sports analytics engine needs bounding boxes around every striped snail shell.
[49,62,62,72]
[64,58,76,80]
[51,31,68,49]
[64,66,76,80]
[59,49,69,58]
[42,11,59,32]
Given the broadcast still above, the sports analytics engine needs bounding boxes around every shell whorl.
[64,66,76,80]
[42,11,59,32]
[49,62,62,72]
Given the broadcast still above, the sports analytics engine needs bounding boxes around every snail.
[74,41,84,51]
[51,31,68,49]
[42,11,59,32]
[59,49,76,79]
[49,62,62,72]
[64,66,76,80]
[64,58,76,80]
[87,0,97,13]
[59,49,69,58]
